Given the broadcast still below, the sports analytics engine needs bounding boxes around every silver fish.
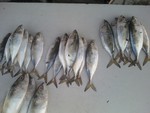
[75,37,87,86]
[64,30,79,83]
[23,35,34,71]
[100,20,120,68]
[129,16,143,70]
[47,54,62,88]
[59,34,68,83]
[27,83,48,113]
[31,32,44,78]
[19,76,36,113]
[69,37,86,85]
[117,15,129,62]
[141,24,150,66]
[39,37,60,83]
[2,74,29,113]
[10,25,24,64]
[85,40,98,92]
[17,30,29,68]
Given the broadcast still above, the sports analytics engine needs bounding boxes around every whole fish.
[64,30,79,84]
[27,83,48,113]
[47,54,62,88]
[117,15,129,62]
[129,16,143,70]
[39,37,60,83]
[19,76,36,113]
[31,32,44,78]
[100,20,120,68]
[59,34,68,83]
[75,37,87,86]
[141,24,150,66]
[85,40,98,92]
[2,74,29,113]
[69,37,86,85]
[17,30,29,68]
[0,33,11,63]
[13,30,29,77]
[23,35,34,71]
[10,25,24,64]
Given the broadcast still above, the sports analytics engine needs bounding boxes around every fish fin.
[114,52,120,61]
[84,81,96,92]
[136,61,142,70]
[67,76,75,85]
[38,73,48,83]
[13,69,21,77]
[128,61,136,67]
[107,59,121,68]
[76,74,83,86]
[47,77,58,88]
[74,79,80,86]
[31,68,40,79]
[143,55,150,66]
[59,75,67,84]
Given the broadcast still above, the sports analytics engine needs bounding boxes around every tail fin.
[107,58,121,68]
[31,68,40,78]
[67,76,75,85]
[143,55,150,66]
[84,81,96,92]
[128,61,142,70]
[38,72,48,83]
[76,74,83,86]
[13,69,22,77]
[47,77,58,88]
[59,74,67,84]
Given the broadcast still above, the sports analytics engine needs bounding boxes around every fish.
[100,20,120,68]
[39,37,60,83]
[2,74,29,113]
[17,30,29,68]
[116,15,129,62]
[64,30,79,84]
[0,33,11,63]
[10,25,24,64]
[27,83,48,113]
[141,24,150,66]
[19,76,36,113]
[69,37,86,85]
[129,16,143,70]
[31,32,44,78]
[75,37,87,86]
[13,30,29,77]
[59,34,68,84]
[23,35,34,71]
[85,40,98,92]
[47,54,62,88]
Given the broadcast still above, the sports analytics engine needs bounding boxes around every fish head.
[89,40,97,50]
[29,34,34,43]
[14,25,24,35]
[70,30,79,41]
[131,16,138,24]
[56,37,61,44]
[23,30,29,39]
[35,83,48,100]
[118,15,126,23]
[81,37,87,46]
[10,74,29,96]
[35,32,44,41]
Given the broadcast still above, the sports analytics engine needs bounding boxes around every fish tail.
[128,61,136,67]
[59,74,67,84]
[84,80,96,92]
[143,55,150,66]
[107,58,121,68]
[114,52,120,61]
[38,72,48,83]
[76,74,83,86]
[31,68,40,78]
[74,78,80,86]
[136,61,142,70]
[120,52,125,62]
[47,77,58,88]
[13,69,22,77]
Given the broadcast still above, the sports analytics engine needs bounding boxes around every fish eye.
[20,75,24,81]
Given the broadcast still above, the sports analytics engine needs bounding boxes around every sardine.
[2,74,29,113]
[31,32,44,78]
[64,30,79,83]
[27,83,48,113]
[59,34,68,83]
[141,24,150,66]
[129,16,143,70]
[100,20,120,68]
[19,76,36,113]
[39,37,60,83]
[116,15,129,62]
[85,40,98,92]
[10,25,24,64]
[47,54,62,88]
[23,35,34,71]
